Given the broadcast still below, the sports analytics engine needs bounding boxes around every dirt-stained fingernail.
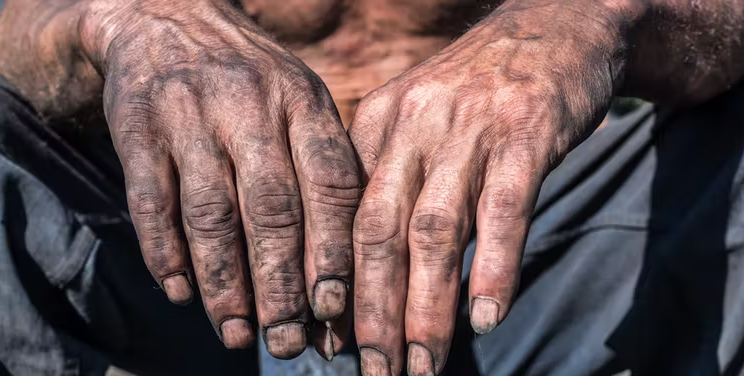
[162,274,192,305]
[323,322,335,362]
[313,279,347,321]
[360,347,392,376]
[407,343,435,376]
[265,322,307,359]
[220,318,253,349]
[470,296,500,334]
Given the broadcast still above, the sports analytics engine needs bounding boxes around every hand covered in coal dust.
[81,0,360,359]
[349,0,631,374]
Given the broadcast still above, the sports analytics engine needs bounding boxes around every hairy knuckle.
[409,209,461,249]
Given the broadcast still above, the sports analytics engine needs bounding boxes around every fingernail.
[265,322,307,359]
[162,274,193,305]
[220,318,253,349]
[470,296,500,334]
[313,279,347,321]
[323,322,334,362]
[407,343,435,376]
[360,347,392,376]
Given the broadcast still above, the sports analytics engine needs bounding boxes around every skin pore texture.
[1,0,744,374]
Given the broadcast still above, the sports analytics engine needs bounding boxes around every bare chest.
[241,0,500,124]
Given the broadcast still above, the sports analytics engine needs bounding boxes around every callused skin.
[3,0,744,373]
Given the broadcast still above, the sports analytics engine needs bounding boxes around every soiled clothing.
[1,70,744,376]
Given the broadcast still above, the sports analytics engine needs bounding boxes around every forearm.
[0,0,101,118]
[0,0,274,120]
[625,0,744,105]
[474,0,744,106]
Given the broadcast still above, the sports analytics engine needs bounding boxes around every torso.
[241,0,500,125]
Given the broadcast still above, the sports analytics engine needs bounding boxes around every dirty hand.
[81,0,360,358]
[349,0,635,374]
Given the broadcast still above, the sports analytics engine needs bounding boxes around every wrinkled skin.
[348,2,626,373]
[81,0,362,359]
[3,0,744,372]
[347,0,744,373]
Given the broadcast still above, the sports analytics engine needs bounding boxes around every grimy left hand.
[349,1,638,374]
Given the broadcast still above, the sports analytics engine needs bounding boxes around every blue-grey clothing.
[1,71,744,376]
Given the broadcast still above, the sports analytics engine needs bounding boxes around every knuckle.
[217,60,264,90]
[128,187,169,222]
[114,105,160,152]
[409,209,461,250]
[303,183,360,219]
[284,70,334,113]
[259,271,306,310]
[300,144,361,213]
[182,185,238,245]
[353,200,401,248]
[354,89,387,119]
[301,140,360,189]
[244,178,302,236]
[496,95,552,136]
[481,182,529,222]
[397,83,436,116]
[354,92,377,116]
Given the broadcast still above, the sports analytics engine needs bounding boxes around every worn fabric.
[450,84,744,376]
[0,76,259,376]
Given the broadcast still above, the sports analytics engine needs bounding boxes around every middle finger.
[232,115,310,360]
[405,145,481,375]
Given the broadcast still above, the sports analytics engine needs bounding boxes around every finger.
[111,109,193,305]
[288,93,361,354]
[175,136,254,349]
[354,140,423,376]
[312,293,352,362]
[348,90,396,181]
[405,150,481,375]
[232,125,309,360]
[469,149,541,335]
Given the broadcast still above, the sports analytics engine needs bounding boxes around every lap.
[4,67,744,376]
[454,85,744,376]
[0,75,257,375]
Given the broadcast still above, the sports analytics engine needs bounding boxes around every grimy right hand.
[62,0,360,359]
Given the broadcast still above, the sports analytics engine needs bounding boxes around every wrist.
[475,0,648,94]
[79,0,272,78]
[0,0,102,118]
